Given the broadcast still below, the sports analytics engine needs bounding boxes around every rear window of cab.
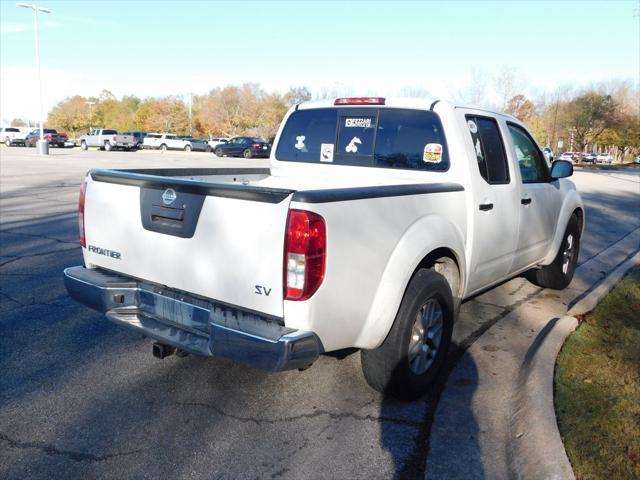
[276,108,449,171]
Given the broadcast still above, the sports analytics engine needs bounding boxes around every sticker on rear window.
[320,143,334,162]
[345,136,362,153]
[344,118,373,128]
[423,143,443,163]
[467,120,478,134]
[295,135,306,150]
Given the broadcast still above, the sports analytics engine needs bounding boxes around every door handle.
[479,203,494,211]
[521,198,532,205]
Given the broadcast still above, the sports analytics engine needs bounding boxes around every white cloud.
[0,23,28,34]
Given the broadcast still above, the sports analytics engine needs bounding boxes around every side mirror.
[551,160,573,179]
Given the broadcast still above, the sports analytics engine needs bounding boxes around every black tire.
[104,141,112,151]
[4,138,11,147]
[206,146,212,153]
[80,141,88,151]
[215,147,224,157]
[243,148,253,159]
[361,268,454,400]
[184,144,192,152]
[532,214,580,290]
[160,144,167,152]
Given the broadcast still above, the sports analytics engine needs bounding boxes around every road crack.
[0,432,142,463]
[169,401,423,428]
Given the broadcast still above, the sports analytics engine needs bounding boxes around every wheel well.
[573,208,584,235]
[414,248,463,308]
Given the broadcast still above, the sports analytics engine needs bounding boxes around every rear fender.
[355,214,466,349]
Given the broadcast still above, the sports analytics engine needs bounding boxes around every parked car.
[179,136,211,152]
[79,129,135,151]
[143,133,200,152]
[64,97,584,399]
[1,127,28,146]
[596,153,613,164]
[558,152,577,163]
[582,153,597,164]
[25,128,68,147]
[122,131,147,149]
[207,137,229,150]
[214,136,271,158]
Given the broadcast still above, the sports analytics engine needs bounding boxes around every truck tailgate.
[83,172,293,318]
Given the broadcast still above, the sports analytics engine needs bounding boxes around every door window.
[465,115,509,184]
[507,124,549,183]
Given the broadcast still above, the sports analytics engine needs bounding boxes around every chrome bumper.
[63,266,321,371]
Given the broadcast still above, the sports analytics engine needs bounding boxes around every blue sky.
[1,0,638,122]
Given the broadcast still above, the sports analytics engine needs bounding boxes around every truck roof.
[296,97,518,121]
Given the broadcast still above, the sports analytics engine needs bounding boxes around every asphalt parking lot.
[1,147,639,479]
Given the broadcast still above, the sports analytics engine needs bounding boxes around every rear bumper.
[63,266,321,371]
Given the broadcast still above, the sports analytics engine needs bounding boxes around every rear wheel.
[206,146,212,153]
[215,147,224,157]
[361,268,454,400]
[4,138,11,147]
[532,214,581,290]
[243,148,253,159]
[80,141,88,151]
[161,144,167,152]
[184,144,192,152]
[104,141,112,151]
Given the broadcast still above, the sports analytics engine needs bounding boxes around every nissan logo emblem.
[162,188,177,205]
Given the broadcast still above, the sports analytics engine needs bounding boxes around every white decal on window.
[320,143,334,162]
[345,118,372,128]
[294,135,306,150]
[475,138,483,159]
[467,120,478,134]
[345,137,362,153]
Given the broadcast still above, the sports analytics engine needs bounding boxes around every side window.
[466,115,509,184]
[507,124,549,183]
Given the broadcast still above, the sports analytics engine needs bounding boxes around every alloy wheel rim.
[408,299,443,375]
[562,234,574,275]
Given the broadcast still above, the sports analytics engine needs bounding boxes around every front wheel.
[4,138,11,147]
[104,142,112,151]
[184,145,192,152]
[361,268,454,400]
[215,147,224,157]
[243,148,253,159]
[80,141,88,151]
[532,214,581,290]
[160,144,167,152]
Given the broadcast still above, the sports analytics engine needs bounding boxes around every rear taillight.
[78,178,87,248]
[251,143,261,148]
[284,209,326,301]
[113,135,117,141]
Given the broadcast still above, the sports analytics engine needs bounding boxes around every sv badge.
[254,285,272,296]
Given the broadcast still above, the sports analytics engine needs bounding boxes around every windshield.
[276,107,449,171]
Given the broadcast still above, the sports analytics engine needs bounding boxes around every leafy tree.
[47,95,92,138]
[565,92,617,151]
[10,118,27,127]
[597,113,640,160]
[283,86,312,107]
[504,94,536,123]
[135,97,189,134]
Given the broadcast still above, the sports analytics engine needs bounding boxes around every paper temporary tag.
[320,143,334,162]
[467,120,478,134]
[295,135,306,150]
[423,143,443,163]
[345,136,362,153]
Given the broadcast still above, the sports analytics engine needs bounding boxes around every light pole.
[17,3,51,155]
[85,101,95,130]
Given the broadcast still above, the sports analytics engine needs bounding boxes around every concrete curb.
[568,250,640,316]
[508,252,639,480]
[508,315,578,480]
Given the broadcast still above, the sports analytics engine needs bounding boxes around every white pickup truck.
[79,129,135,151]
[64,97,583,399]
